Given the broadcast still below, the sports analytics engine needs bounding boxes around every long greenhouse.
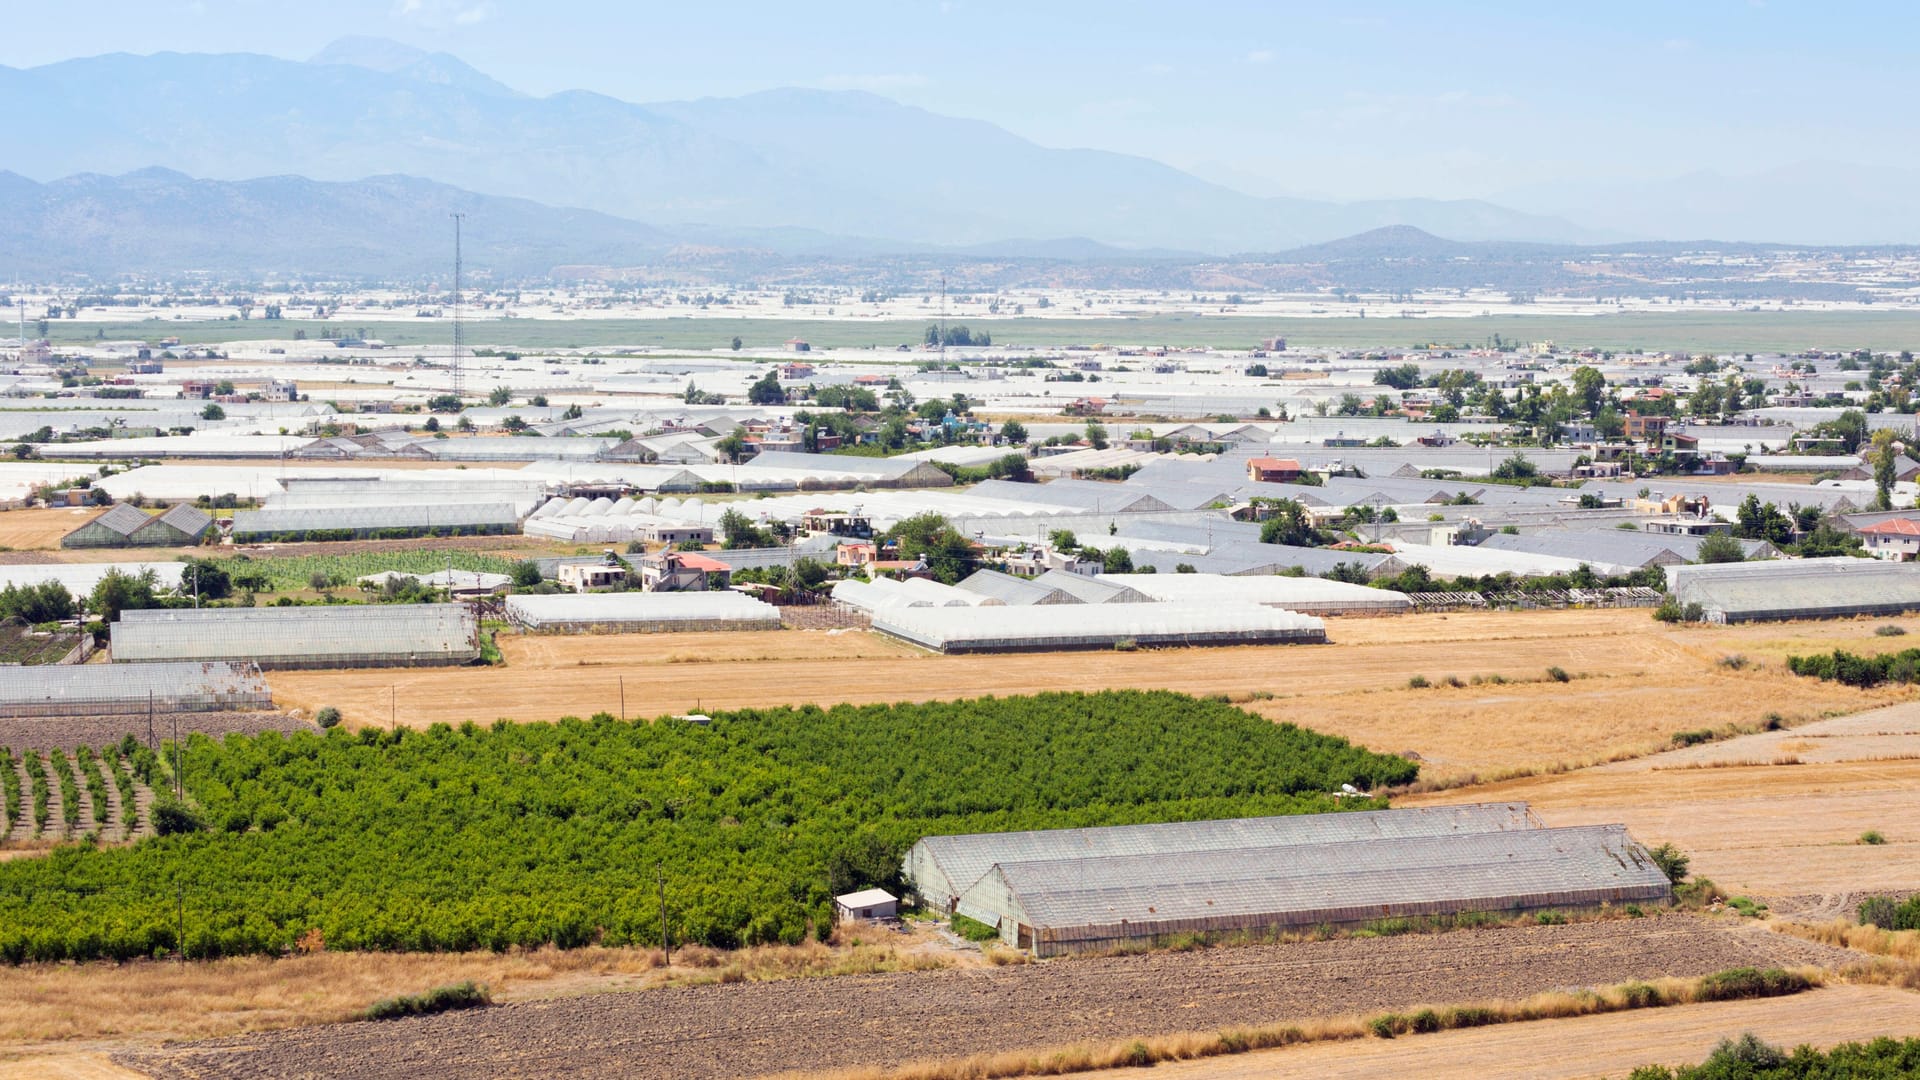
[1100,573,1414,615]
[870,601,1326,653]
[227,503,522,542]
[504,591,782,633]
[905,803,1544,912]
[935,819,1673,956]
[109,604,480,668]
[0,661,272,718]
[1667,557,1920,622]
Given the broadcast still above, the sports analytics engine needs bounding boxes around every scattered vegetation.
[1786,647,1920,688]
[949,914,1001,943]
[1859,895,1920,931]
[1876,624,1908,637]
[1627,1033,1920,1080]
[0,691,1414,962]
[1859,829,1887,846]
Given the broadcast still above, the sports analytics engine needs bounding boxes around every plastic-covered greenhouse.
[1667,557,1920,622]
[0,661,271,718]
[109,604,479,668]
[871,601,1325,653]
[505,592,781,633]
[906,803,1543,912]
[228,503,521,541]
[1100,573,1413,616]
[949,823,1672,956]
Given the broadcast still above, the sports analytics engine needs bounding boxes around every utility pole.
[657,860,671,966]
[450,212,465,401]
[619,676,625,723]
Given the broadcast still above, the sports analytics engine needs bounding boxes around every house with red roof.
[1860,517,1920,561]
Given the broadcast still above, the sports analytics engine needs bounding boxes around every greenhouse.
[1667,557,1920,623]
[1101,573,1414,616]
[950,824,1672,956]
[0,561,186,595]
[870,601,1325,653]
[0,661,271,718]
[109,604,480,668]
[227,503,522,542]
[505,591,782,633]
[905,803,1544,912]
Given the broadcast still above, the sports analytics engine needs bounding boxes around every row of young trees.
[0,691,1415,962]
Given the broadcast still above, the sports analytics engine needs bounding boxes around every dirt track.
[122,917,1854,1080]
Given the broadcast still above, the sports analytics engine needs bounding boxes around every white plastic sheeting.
[505,591,781,633]
[1100,573,1412,615]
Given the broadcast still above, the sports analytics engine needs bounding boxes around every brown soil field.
[268,610,1916,784]
[1078,984,1920,1080]
[0,507,102,550]
[118,917,1851,1080]
[1412,700,1920,897]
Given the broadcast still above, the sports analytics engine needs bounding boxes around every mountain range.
[2,36,1599,255]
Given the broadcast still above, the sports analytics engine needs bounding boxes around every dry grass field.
[271,610,1916,785]
[1074,984,1920,1080]
[0,507,102,550]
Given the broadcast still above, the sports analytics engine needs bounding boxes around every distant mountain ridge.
[0,38,1600,253]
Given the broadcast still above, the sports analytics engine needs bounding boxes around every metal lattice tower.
[450,212,465,399]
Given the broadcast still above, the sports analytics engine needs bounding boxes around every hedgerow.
[1628,1033,1920,1079]
[0,690,1414,963]
[1786,647,1920,688]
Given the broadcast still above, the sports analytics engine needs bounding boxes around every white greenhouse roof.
[1100,573,1412,613]
[872,600,1324,653]
[110,604,478,666]
[505,591,780,631]
[0,561,186,594]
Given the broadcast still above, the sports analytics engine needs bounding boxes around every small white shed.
[834,888,899,923]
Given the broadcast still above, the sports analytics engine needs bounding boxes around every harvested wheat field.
[0,507,101,551]
[1075,984,1920,1080]
[1412,700,1920,896]
[269,609,1915,783]
[117,917,1853,1080]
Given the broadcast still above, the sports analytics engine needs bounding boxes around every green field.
[0,690,1414,961]
[47,310,1920,354]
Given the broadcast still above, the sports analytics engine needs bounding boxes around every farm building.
[226,503,521,542]
[906,807,1670,957]
[870,601,1325,653]
[834,889,899,923]
[505,591,781,633]
[109,604,480,668]
[1667,557,1920,623]
[0,661,271,718]
[60,502,213,549]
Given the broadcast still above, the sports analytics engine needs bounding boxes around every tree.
[200,403,225,421]
[886,513,976,583]
[730,336,743,351]
[1733,495,1794,546]
[717,508,773,549]
[510,560,543,588]
[1570,366,1605,417]
[715,426,750,463]
[1257,499,1325,547]
[178,558,232,601]
[428,394,462,413]
[1694,533,1746,564]
[1000,420,1028,446]
[89,568,160,625]
[1084,422,1108,450]
[0,580,74,623]
[1373,363,1421,390]
[747,370,786,406]
[487,386,512,407]
[422,416,440,433]
[502,415,529,433]
[1492,452,1538,481]
[1048,529,1079,552]
[1870,428,1900,511]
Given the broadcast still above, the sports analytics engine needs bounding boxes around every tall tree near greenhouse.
[1871,428,1899,511]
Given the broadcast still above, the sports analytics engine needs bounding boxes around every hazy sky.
[8,0,1916,205]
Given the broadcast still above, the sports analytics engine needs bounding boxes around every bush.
[315,707,342,729]
[949,913,1000,943]
[1859,829,1887,846]
[1716,654,1748,670]
[1407,675,1430,689]
[1876,624,1908,637]
[1546,666,1571,683]
[1671,729,1715,748]
[365,981,491,1021]
[151,796,204,836]
[1693,967,1812,1002]
[1858,894,1920,930]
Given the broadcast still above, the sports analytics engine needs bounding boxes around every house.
[1623,413,1668,441]
[1860,518,1920,561]
[783,338,811,353]
[834,888,898,923]
[779,362,815,379]
[263,379,298,403]
[803,511,873,539]
[1246,457,1304,483]
[639,550,731,592]
[558,557,632,593]
[179,379,217,399]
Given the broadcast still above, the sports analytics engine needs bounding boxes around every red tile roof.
[1862,518,1920,537]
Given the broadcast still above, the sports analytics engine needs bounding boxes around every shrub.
[1653,597,1683,622]
[151,795,204,836]
[1647,842,1690,885]
[1716,654,1748,670]
[315,707,342,729]
[949,914,1001,943]
[1858,894,1920,930]
[365,981,491,1021]
[1534,909,1567,925]
[1876,624,1908,637]
[1693,967,1812,1002]
[1671,729,1714,748]
[1407,675,1430,688]
[1859,829,1887,846]
[1546,666,1571,683]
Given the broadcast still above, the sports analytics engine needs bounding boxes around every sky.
[6,0,1918,209]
